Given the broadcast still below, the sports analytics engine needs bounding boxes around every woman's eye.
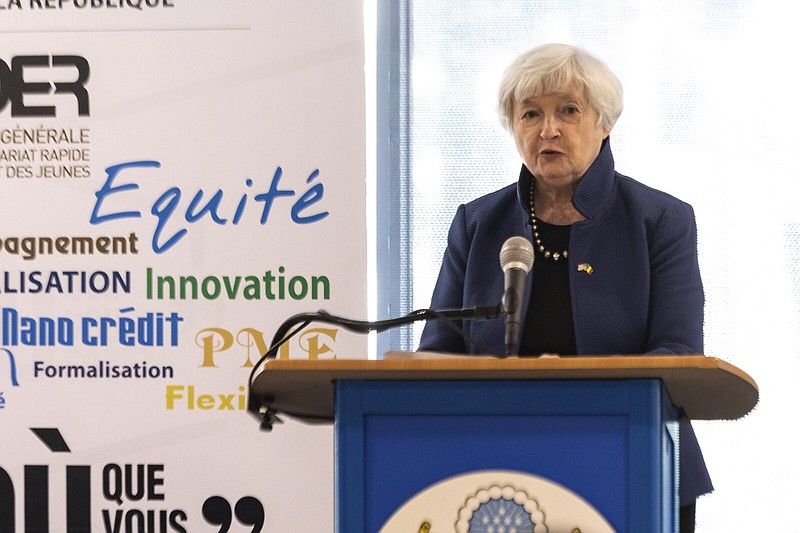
[563,105,579,114]
[521,110,539,119]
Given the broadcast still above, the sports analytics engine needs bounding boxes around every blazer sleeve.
[644,200,705,355]
[417,204,470,353]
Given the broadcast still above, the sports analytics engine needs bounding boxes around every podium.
[249,354,758,533]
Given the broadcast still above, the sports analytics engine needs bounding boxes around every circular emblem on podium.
[379,470,614,533]
[456,485,546,533]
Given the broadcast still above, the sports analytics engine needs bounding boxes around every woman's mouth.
[539,149,562,157]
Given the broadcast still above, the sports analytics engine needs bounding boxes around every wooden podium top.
[248,353,759,423]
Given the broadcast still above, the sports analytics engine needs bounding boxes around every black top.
[519,220,577,356]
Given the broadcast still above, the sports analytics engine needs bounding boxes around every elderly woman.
[418,43,711,532]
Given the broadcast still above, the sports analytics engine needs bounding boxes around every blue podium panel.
[335,379,677,533]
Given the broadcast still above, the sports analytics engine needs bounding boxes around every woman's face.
[512,86,610,192]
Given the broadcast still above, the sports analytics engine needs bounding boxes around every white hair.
[497,43,623,132]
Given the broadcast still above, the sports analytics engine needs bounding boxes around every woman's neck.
[533,180,584,225]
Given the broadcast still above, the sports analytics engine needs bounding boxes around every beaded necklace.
[528,180,569,261]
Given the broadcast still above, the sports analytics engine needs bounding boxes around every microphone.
[499,236,534,356]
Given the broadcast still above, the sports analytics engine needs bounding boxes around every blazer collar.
[516,137,616,220]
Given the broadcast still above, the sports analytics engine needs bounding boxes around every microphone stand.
[247,304,502,430]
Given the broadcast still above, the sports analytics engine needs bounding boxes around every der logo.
[0,55,90,117]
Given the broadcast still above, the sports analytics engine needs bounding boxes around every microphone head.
[499,236,534,273]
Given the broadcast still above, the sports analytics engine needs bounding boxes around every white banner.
[1,1,366,531]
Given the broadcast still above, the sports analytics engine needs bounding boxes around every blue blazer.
[418,139,713,505]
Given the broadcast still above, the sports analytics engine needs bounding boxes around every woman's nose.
[540,115,561,140]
